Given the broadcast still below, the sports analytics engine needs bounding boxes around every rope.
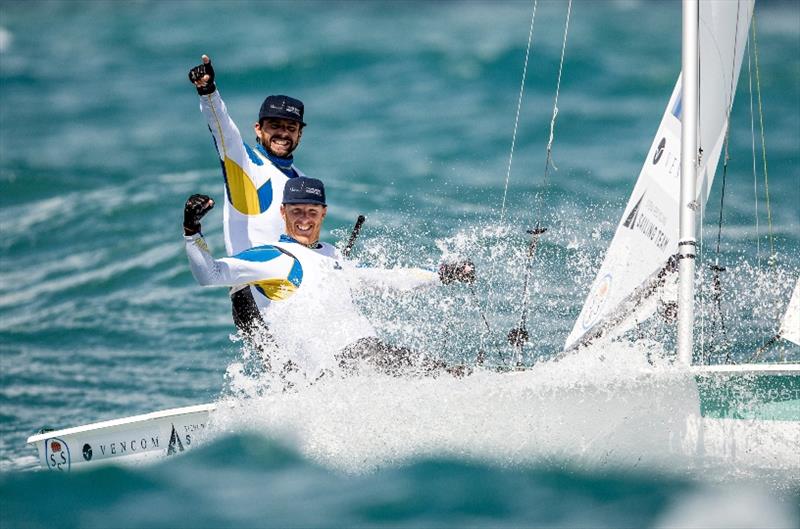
[713,164,727,258]
[746,37,761,266]
[505,0,571,362]
[533,0,572,224]
[750,7,784,349]
[713,0,742,260]
[499,0,538,224]
[494,0,572,362]
[751,10,776,263]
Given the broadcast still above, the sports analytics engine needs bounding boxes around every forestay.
[564,0,755,350]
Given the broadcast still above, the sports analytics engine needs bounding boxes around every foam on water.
[212,339,799,489]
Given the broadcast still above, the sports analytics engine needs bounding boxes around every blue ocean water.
[1,1,799,527]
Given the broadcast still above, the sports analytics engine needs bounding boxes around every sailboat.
[563,0,799,428]
[25,0,799,472]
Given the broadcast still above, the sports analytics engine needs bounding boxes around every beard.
[260,136,296,158]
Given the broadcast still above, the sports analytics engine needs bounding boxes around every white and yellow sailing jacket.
[198,90,303,256]
[185,233,441,377]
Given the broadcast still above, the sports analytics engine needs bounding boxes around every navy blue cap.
[282,177,326,206]
[259,95,305,126]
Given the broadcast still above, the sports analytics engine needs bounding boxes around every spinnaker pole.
[678,0,700,365]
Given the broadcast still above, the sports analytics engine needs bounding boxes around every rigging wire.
[461,0,540,366]
[750,9,784,359]
[706,0,745,364]
[481,0,539,365]
[499,0,538,224]
[506,0,572,359]
[751,10,776,264]
[534,0,572,225]
[746,36,761,267]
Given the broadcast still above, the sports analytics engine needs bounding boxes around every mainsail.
[779,279,800,346]
[564,0,755,350]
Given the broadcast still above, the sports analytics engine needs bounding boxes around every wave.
[3,425,798,529]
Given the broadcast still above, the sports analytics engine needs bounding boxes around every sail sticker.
[622,194,645,229]
[653,137,666,164]
[671,91,682,120]
[582,273,613,330]
[622,193,669,251]
[45,437,70,471]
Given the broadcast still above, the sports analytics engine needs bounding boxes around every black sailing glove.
[188,58,216,95]
[439,260,476,285]
[183,194,215,236]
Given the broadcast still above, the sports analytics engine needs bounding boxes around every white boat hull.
[26,403,216,471]
[24,365,798,471]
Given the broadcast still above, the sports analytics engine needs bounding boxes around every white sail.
[779,279,800,346]
[565,0,754,350]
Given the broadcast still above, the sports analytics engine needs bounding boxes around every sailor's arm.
[315,243,438,291]
[345,260,475,291]
[184,234,293,287]
[184,233,229,286]
[188,55,267,189]
[347,265,438,291]
[182,194,293,287]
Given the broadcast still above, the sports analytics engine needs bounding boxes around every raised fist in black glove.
[439,260,476,285]
[184,194,215,236]
[188,55,216,95]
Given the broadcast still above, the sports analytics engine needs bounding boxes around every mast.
[678,0,700,365]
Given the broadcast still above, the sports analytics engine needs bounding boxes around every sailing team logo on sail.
[622,192,670,251]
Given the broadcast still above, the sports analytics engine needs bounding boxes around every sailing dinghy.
[25,0,798,472]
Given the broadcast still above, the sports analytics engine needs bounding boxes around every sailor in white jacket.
[188,55,308,335]
[183,177,475,381]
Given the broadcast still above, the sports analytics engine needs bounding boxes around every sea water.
[1,1,799,527]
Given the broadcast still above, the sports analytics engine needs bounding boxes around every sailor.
[183,177,475,381]
[188,54,307,337]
